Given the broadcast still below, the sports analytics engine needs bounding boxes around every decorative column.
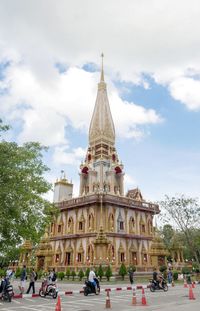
[125,209,128,233]
[75,210,78,234]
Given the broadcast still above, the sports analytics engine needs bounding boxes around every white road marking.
[24,298,35,302]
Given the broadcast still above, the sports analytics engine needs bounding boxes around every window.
[58,224,62,233]
[79,222,83,230]
[65,252,71,265]
[120,253,125,262]
[141,224,145,233]
[50,223,54,232]
[120,221,124,230]
[143,254,147,264]
[55,254,59,263]
[77,253,82,262]
[132,252,137,265]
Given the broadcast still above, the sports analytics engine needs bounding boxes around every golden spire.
[100,53,104,82]
[89,54,115,146]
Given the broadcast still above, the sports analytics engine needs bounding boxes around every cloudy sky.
[0,0,200,202]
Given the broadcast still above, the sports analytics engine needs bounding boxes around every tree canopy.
[0,119,54,256]
[160,194,200,264]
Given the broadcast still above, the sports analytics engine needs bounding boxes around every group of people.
[18,265,37,294]
[18,265,57,294]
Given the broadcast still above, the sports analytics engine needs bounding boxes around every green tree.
[0,120,55,254]
[181,267,191,275]
[161,224,174,249]
[105,265,112,281]
[78,269,84,281]
[98,265,104,281]
[119,263,127,280]
[159,265,167,273]
[160,195,200,264]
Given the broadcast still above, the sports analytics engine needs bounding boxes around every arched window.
[68,217,74,234]
[129,217,135,233]
[88,213,94,231]
[108,213,114,232]
[148,220,152,234]
[108,245,115,261]
[87,245,94,263]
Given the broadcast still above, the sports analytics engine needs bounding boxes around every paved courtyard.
[0,284,199,311]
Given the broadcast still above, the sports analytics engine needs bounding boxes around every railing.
[57,193,159,213]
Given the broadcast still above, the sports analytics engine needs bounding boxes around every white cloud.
[0,0,200,111]
[0,61,161,145]
[53,145,86,166]
[110,92,162,139]
[169,77,200,110]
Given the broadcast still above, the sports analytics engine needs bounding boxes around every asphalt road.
[0,284,200,311]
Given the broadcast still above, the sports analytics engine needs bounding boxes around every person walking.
[129,268,134,285]
[167,268,173,284]
[26,268,36,294]
[19,265,27,294]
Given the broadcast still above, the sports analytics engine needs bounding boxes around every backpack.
[34,272,38,281]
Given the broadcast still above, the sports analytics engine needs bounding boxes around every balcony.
[57,193,160,214]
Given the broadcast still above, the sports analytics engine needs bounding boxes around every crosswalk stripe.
[24,298,35,302]
[12,299,21,304]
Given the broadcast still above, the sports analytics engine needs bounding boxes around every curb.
[13,285,150,299]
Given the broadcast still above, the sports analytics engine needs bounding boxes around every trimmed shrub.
[71,270,76,281]
[78,269,84,281]
[66,268,71,280]
[119,263,127,280]
[94,268,99,277]
[58,271,65,280]
[105,265,112,281]
[98,265,104,281]
[85,268,90,279]
[173,270,178,281]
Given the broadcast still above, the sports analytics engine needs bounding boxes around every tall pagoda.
[36,56,161,272]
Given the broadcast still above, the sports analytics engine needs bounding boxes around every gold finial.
[100,52,104,82]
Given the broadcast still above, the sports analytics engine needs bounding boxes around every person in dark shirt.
[153,269,158,281]
[128,268,134,285]
[18,265,27,294]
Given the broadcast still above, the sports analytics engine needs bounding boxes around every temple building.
[35,57,165,272]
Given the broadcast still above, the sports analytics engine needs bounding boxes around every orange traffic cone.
[55,295,61,311]
[141,287,147,306]
[192,282,195,288]
[184,279,188,288]
[105,290,111,309]
[132,287,137,305]
[189,285,195,300]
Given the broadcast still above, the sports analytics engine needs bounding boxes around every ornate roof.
[149,230,169,256]
[126,188,143,201]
